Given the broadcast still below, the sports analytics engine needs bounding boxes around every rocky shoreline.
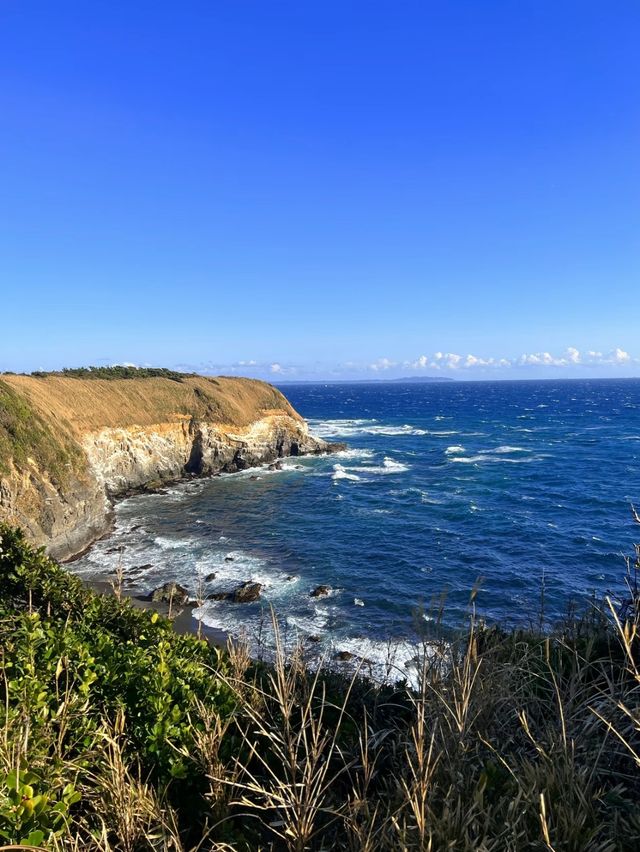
[0,372,345,561]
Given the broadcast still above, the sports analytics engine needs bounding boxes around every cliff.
[0,373,333,561]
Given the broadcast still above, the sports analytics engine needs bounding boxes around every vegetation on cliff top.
[1,520,640,849]
[0,380,84,482]
[24,366,195,382]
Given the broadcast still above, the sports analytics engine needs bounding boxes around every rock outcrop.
[151,582,190,606]
[310,585,332,598]
[0,373,339,561]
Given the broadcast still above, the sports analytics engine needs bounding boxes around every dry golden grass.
[1,374,300,435]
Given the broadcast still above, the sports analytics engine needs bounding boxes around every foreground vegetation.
[1,522,640,850]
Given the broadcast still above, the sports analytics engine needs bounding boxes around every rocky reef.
[0,372,339,561]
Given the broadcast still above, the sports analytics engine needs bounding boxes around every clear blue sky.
[1,1,638,380]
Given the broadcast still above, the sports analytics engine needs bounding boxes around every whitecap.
[354,598,365,607]
[308,418,428,438]
[332,464,361,482]
[445,445,465,455]
[330,637,435,687]
[332,447,375,460]
[350,457,410,475]
[450,453,538,465]
[153,536,185,550]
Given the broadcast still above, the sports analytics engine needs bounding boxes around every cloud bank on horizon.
[167,346,638,382]
[369,347,634,373]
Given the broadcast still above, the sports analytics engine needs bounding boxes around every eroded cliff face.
[0,374,332,561]
[84,414,324,497]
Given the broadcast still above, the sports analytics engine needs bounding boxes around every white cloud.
[411,354,429,369]
[270,363,284,373]
[612,347,631,364]
[369,346,638,375]
[369,357,396,371]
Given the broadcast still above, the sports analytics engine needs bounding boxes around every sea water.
[71,378,640,674]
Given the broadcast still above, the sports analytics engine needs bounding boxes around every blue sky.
[1,1,638,380]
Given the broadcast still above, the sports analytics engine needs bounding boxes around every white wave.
[332,448,375,460]
[330,636,435,687]
[354,598,365,607]
[153,536,185,550]
[382,456,408,471]
[308,418,377,438]
[285,612,330,634]
[350,457,410,475]
[309,418,428,438]
[332,464,361,482]
[490,445,529,454]
[445,445,465,455]
[450,454,538,464]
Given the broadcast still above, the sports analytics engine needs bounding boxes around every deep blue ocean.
[72,379,640,673]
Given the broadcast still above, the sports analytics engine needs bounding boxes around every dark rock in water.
[225,555,235,562]
[310,585,331,598]
[249,475,260,480]
[268,461,283,471]
[324,442,348,454]
[285,575,296,581]
[307,635,321,643]
[207,592,229,601]
[106,546,123,554]
[151,582,189,605]
[335,650,373,666]
[231,581,262,603]
[130,525,143,532]
[205,572,217,582]
[132,563,153,572]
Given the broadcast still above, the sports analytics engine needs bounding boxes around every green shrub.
[29,366,195,381]
[1,522,640,849]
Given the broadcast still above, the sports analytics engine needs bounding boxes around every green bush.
[1,522,640,850]
[0,525,235,847]
[27,366,194,381]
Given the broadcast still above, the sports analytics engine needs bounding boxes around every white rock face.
[83,414,326,497]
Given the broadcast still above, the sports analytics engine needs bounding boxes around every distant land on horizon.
[276,375,455,385]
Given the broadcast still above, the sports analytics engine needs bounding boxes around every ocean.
[71,378,640,674]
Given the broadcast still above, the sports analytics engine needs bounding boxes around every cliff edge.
[0,372,332,560]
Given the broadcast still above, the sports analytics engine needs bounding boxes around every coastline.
[86,575,231,648]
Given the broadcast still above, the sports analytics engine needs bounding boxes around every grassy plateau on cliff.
[1,518,640,850]
[0,380,84,483]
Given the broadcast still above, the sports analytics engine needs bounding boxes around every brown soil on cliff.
[1,374,301,438]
